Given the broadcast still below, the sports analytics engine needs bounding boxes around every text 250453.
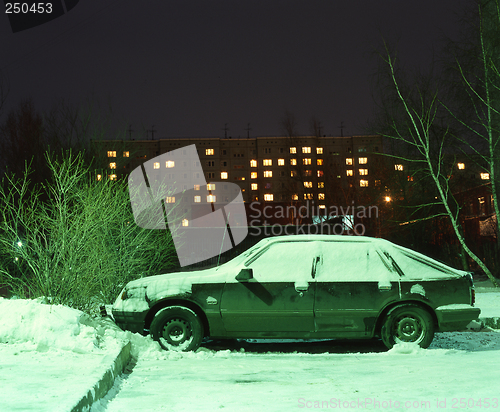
[5,3,53,14]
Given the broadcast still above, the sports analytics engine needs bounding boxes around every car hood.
[125,266,227,300]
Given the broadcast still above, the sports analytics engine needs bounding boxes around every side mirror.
[236,268,253,282]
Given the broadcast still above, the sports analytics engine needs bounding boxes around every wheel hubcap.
[162,318,191,345]
[396,316,422,342]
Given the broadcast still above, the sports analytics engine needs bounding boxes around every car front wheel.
[381,305,434,349]
[150,306,203,352]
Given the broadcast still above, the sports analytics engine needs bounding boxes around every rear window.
[388,246,460,279]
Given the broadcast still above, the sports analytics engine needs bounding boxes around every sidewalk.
[0,299,135,412]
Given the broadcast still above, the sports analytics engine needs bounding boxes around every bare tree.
[442,0,500,256]
[377,40,499,287]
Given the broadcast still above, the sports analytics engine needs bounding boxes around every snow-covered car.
[112,235,480,351]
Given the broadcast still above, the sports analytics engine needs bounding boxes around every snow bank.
[0,297,227,361]
[0,297,103,353]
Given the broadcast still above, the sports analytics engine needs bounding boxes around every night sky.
[0,0,470,139]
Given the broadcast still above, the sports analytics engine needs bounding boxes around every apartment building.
[93,135,384,207]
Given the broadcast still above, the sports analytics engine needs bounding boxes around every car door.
[220,240,319,334]
[314,241,400,338]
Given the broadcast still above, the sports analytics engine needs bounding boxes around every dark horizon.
[1,0,470,140]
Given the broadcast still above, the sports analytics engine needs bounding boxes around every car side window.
[246,241,319,282]
[316,242,396,282]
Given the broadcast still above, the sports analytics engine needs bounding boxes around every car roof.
[263,234,385,244]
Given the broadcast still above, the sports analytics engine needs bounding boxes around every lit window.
[359,169,368,176]
[346,158,353,165]
[303,158,311,165]
[206,148,214,155]
[318,193,325,200]
[304,181,313,188]
[408,175,414,181]
[278,158,285,166]
[360,180,369,187]
[165,160,175,168]
[319,204,326,209]
[251,183,258,190]
[250,159,257,167]
[207,183,216,190]
[96,174,102,181]
[359,157,367,164]
[304,170,312,177]
[317,170,324,177]
[107,151,116,157]
[457,163,465,170]
[109,162,116,169]
[264,170,272,177]
[302,146,311,154]
[194,196,201,203]
[291,171,297,177]
[165,196,175,203]
[481,173,490,180]
[123,151,129,157]
[207,195,216,202]
[290,147,297,154]
[316,147,323,154]
[221,172,228,179]
[318,181,324,188]
[292,194,299,200]
[182,219,189,227]
[264,194,274,201]
[263,159,272,166]
[109,174,117,181]
[479,197,486,215]
[304,193,313,200]
[290,158,297,166]
[317,159,323,166]
[346,170,353,176]
[194,184,200,190]
[251,172,257,179]
[395,164,404,171]
[153,162,160,169]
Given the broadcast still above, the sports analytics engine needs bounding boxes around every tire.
[150,306,203,352]
[380,304,435,349]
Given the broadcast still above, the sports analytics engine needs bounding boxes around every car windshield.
[215,239,271,270]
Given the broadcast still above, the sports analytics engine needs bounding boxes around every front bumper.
[436,304,481,331]
[112,309,149,335]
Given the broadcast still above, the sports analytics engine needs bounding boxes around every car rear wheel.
[150,306,203,352]
[381,305,434,349]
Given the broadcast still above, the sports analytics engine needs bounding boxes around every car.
[112,235,480,351]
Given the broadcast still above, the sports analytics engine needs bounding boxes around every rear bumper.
[112,309,149,335]
[436,304,481,331]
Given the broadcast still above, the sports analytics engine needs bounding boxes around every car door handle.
[378,285,392,291]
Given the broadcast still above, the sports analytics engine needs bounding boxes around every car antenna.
[217,212,230,268]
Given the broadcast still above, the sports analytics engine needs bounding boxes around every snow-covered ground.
[1,291,500,412]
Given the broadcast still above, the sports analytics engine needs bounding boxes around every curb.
[70,341,132,412]
[479,317,500,329]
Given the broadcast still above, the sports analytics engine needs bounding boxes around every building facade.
[93,134,384,206]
